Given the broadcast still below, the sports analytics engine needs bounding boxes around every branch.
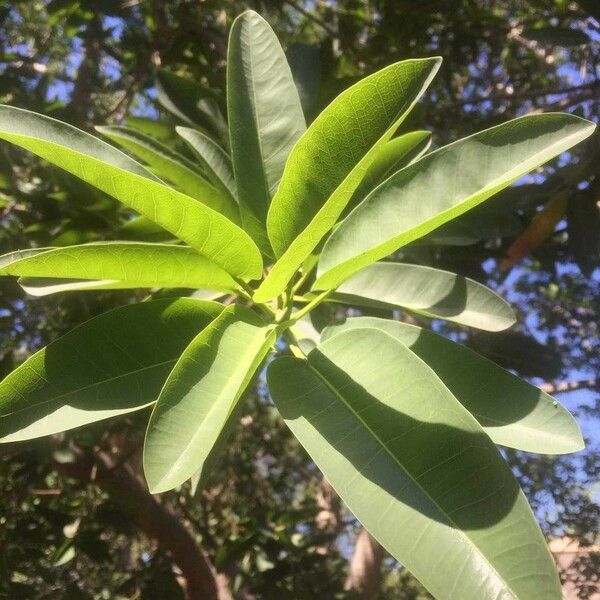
[344,528,384,599]
[284,0,338,37]
[539,378,599,395]
[55,442,228,600]
[71,14,103,123]
[458,79,600,107]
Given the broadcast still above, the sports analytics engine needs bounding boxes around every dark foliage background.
[0,1,598,598]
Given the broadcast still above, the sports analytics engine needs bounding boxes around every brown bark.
[344,528,384,600]
[55,443,227,600]
[71,14,103,123]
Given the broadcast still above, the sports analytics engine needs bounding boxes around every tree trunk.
[344,528,384,600]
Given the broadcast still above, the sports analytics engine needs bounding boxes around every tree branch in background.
[458,79,600,107]
[540,379,599,395]
[344,528,384,600]
[71,14,103,123]
[284,0,338,37]
[54,442,228,600]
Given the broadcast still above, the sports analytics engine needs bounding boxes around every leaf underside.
[316,113,596,289]
[0,299,223,442]
[268,328,561,600]
[329,262,516,331]
[321,317,583,454]
[144,304,276,492]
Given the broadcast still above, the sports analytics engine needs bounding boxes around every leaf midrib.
[0,359,174,419]
[0,130,260,280]
[235,19,272,212]
[306,332,520,600]
[319,118,593,284]
[152,325,274,488]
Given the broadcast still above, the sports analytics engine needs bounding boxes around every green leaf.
[286,43,321,115]
[268,328,561,600]
[156,69,227,139]
[0,242,238,292]
[143,304,276,493]
[327,262,515,331]
[17,277,137,296]
[348,130,431,211]
[256,57,441,302]
[316,113,595,289]
[0,247,51,268]
[95,125,239,223]
[321,317,583,454]
[125,116,175,144]
[227,10,306,250]
[176,126,237,198]
[0,105,262,280]
[118,216,173,243]
[0,298,223,442]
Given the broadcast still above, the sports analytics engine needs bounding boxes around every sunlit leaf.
[0,242,238,293]
[0,105,262,279]
[322,317,583,454]
[144,304,276,493]
[96,125,239,223]
[316,113,595,289]
[256,57,441,301]
[0,299,223,442]
[268,328,561,600]
[348,130,431,211]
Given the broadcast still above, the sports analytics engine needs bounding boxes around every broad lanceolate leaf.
[96,126,239,223]
[227,10,306,254]
[0,242,238,292]
[155,69,227,139]
[321,317,583,454]
[0,299,223,442]
[0,105,262,280]
[176,127,237,198]
[316,113,595,289]
[144,304,276,493]
[256,57,441,302]
[268,328,561,600]
[329,262,515,331]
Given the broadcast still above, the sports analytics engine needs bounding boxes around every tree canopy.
[0,2,598,599]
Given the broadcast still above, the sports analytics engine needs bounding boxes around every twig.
[539,379,599,395]
[284,0,338,37]
[458,79,600,106]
